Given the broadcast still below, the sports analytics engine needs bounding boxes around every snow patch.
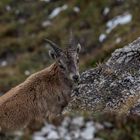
[81,125,95,140]
[106,12,132,33]
[99,34,106,42]
[49,4,68,19]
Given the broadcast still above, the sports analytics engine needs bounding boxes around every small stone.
[33,136,46,140]
[62,116,71,128]
[70,130,80,139]
[81,126,95,140]
[103,122,113,128]
[103,7,110,15]
[1,61,7,67]
[99,34,106,42]
[71,116,84,127]
[42,20,51,27]
[47,130,60,139]
[73,7,80,13]
[95,122,104,130]
[41,123,56,134]
[94,138,104,140]
[6,5,11,11]
[58,126,67,137]
[86,121,94,127]
[64,134,72,140]
[24,70,30,76]
[116,37,121,44]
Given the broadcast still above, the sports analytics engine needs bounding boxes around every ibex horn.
[69,31,77,49]
[45,39,62,54]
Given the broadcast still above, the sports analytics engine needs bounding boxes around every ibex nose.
[72,75,80,83]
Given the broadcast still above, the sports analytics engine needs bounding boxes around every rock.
[71,116,84,127]
[47,130,60,139]
[64,134,72,140]
[86,121,94,127]
[67,37,140,115]
[41,123,56,134]
[94,138,104,140]
[103,122,113,129]
[58,126,67,138]
[33,136,46,140]
[62,116,71,128]
[70,129,80,139]
[95,122,104,130]
[81,125,96,140]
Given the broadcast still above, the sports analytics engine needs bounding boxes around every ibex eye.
[59,65,65,70]
[58,60,66,70]
[59,64,65,70]
[57,95,61,101]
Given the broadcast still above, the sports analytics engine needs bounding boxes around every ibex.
[0,36,81,133]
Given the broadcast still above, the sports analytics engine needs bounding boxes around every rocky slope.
[67,37,140,115]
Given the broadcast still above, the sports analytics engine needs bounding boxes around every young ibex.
[0,36,81,133]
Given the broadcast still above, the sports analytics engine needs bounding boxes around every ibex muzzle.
[0,33,81,133]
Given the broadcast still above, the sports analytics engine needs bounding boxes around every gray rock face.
[67,37,140,115]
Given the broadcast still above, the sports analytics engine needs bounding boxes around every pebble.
[70,129,80,139]
[71,116,84,127]
[81,125,95,140]
[103,122,113,128]
[62,116,71,128]
[33,136,46,140]
[47,130,60,139]
[95,122,104,130]
[64,134,72,140]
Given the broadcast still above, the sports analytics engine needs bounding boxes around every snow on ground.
[106,12,132,33]
[99,12,132,43]
[49,4,68,19]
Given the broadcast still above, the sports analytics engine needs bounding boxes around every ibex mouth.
[70,74,80,84]
[73,78,79,83]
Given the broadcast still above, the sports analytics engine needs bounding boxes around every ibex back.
[0,35,81,132]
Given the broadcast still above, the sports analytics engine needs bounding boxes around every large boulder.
[67,37,140,115]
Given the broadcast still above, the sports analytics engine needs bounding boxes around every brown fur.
[0,62,72,132]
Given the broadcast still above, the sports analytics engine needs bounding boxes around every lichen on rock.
[67,37,140,115]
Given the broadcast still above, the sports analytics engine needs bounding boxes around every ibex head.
[45,34,81,83]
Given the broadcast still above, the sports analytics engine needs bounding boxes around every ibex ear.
[48,50,57,60]
[45,38,62,59]
[77,43,81,53]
